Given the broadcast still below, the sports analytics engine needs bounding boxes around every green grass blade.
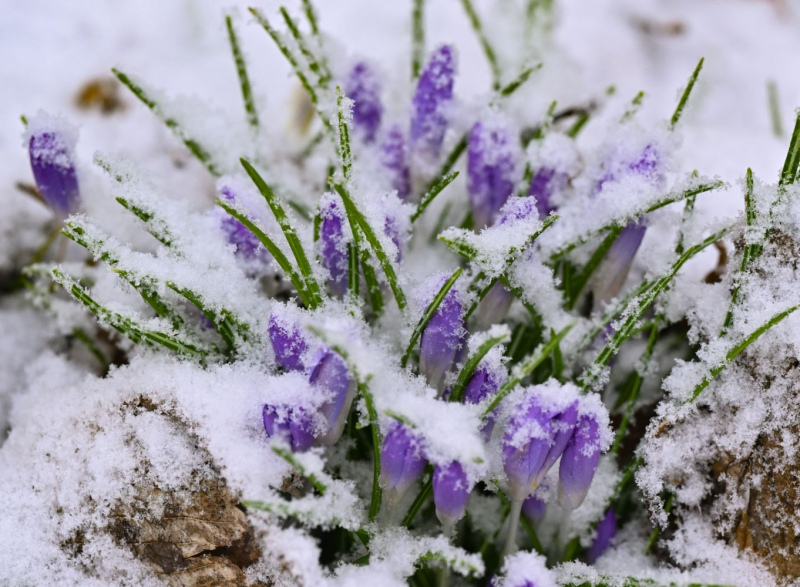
[361,256,385,316]
[166,282,243,353]
[272,446,327,494]
[336,86,353,180]
[412,0,426,79]
[780,111,800,186]
[216,199,312,307]
[425,135,468,195]
[498,64,540,97]
[448,331,510,403]
[768,80,783,138]
[225,15,259,129]
[565,226,623,309]
[401,267,462,368]
[690,303,800,402]
[412,171,459,223]
[300,0,321,37]
[332,182,408,311]
[721,168,754,335]
[112,68,220,176]
[401,474,433,527]
[482,322,574,417]
[280,6,331,87]
[670,57,704,129]
[459,0,501,90]
[240,158,323,307]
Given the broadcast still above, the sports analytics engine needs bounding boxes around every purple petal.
[380,125,412,201]
[319,196,349,298]
[502,396,554,502]
[308,347,356,445]
[497,196,538,226]
[463,364,505,439]
[587,509,617,564]
[591,221,647,306]
[419,280,464,392]
[346,62,383,144]
[263,404,316,453]
[468,118,520,229]
[529,167,568,219]
[558,412,602,510]
[411,45,456,158]
[219,186,263,259]
[538,401,579,476]
[268,312,309,372]
[433,461,471,526]
[380,422,427,506]
[28,130,80,217]
[521,493,547,527]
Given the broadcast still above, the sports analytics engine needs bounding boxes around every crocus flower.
[308,347,355,446]
[346,62,383,143]
[538,400,578,476]
[28,126,80,217]
[590,221,647,306]
[467,116,521,230]
[319,195,349,298]
[219,186,263,259]
[558,410,603,510]
[521,493,546,527]
[381,125,412,201]
[268,312,309,372]
[502,394,554,502]
[463,364,505,439]
[263,404,316,453]
[587,509,617,564]
[380,422,427,507]
[410,45,456,158]
[433,461,471,526]
[419,276,464,392]
[529,167,568,219]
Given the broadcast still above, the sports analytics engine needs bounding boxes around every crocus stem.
[502,499,523,558]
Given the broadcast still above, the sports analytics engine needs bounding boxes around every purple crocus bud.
[411,45,456,158]
[502,394,554,502]
[419,276,464,392]
[463,364,505,439]
[268,311,309,372]
[590,221,647,306]
[521,493,546,527]
[433,461,471,526]
[380,125,411,201]
[558,410,603,510]
[27,120,80,217]
[529,167,568,219]
[380,422,427,506]
[346,62,383,144]
[597,142,663,193]
[263,404,316,453]
[318,194,349,298]
[308,347,356,446]
[587,509,617,564]
[219,186,263,259]
[538,400,579,476]
[467,116,521,230]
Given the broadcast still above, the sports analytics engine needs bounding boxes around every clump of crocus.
[318,193,350,299]
[419,274,465,392]
[410,45,456,159]
[468,112,522,230]
[380,125,411,201]
[268,310,310,372]
[263,403,317,453]
[346,62,383,144]
[27,113,80,217]
[558,404,605,510]
[380,422,427,508]
[587,508,617,564]
[308,347,355,446]
[433,461,472,527]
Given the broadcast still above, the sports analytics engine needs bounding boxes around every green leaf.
[332,182,408,311]
[240,158,323,307]
[670,57,704,129]
[459,0,501,90]
[280,6,331,87]
[720,168,754,335]
[780,111,800,186]
[225,15,259,129]
[401,267,462,368]
[335,86,353,180]
[448,331,510,403]
[112,68,221,176]
[498,63,540,98]
[425,135,468,196]
[565,226,623,309]
[412,0,426,79]
[216,198,313,307]
[412,171,459,223]
[401,473,433,527]
[271,446,327,494]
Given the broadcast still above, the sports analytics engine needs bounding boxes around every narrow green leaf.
[272,446,327,494]
[566,226,623,309]
[300,0,321,37]
[225,15,259,129]
[240,158,323,307]
[459,0,501,89]
[216,199,313,307]
[361,256,385,316]
[721,168,754,335]
[333,182,408,311]
[280,6,331,87]
[768,80,783,138]
[448,331,510,403]
[112,68,221,176]
[425,135,468,195]
[498,64,540,97]
[780,111,800,186]
[402,473,433,527]
[412,0,426,79]
[670,57,704,129]
[401,267,462,368]
[412,171,459,223]
[335,86,352,180]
